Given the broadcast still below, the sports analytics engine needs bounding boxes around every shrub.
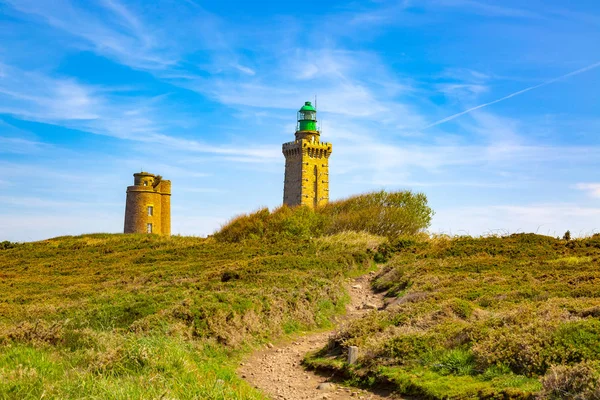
[548,320,600,364]
[472,319,555,376]
[539,362,600,399]
[447,299,474,319]
[320,191,433,239]
[431,348,476,376]
[305,233,600,398]
[214,205,328,242]
[384,333,440,361]
[213,207,271,243]
[214,191,433,242]
[0,241,17,250]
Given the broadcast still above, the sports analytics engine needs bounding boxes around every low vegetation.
[0,232,386,399]
[8,191,596,399]
[214,190,433,243]
[305,233,600,399]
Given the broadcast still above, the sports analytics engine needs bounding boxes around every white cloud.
[441,68,490,83]
[322,112,600,185]
[0,136,48,154]
[1,0,599,243]
[458,111,523,145]
[231,64,256,76]
[431,0,541,19]
[3,0,176,70]
[0,66,100,121]
[575,183,600,198]
[425,60,600,129]
[0,64,283,163]
[438,83,489,99]
[0,161,87,182]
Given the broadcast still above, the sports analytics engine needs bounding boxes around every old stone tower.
[124,172,171,235]
[282,101,332,207]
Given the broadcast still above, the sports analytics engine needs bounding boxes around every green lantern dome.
[299,101,316,112]
[297,101,317,132]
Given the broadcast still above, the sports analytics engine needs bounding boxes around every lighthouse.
[282,101,332,208]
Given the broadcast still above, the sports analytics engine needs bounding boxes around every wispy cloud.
[437,83,489,100]
[323,113,600,188]
[575,183,600,198]
[0,161,87,182]
[431,0,541,19]
[0,63,284,163]
[425,60,600,129]
[0,136,48,154]
[2,0,177,69]
[0,64,100,121]
[231,63,256,76]
[2,0,600,242]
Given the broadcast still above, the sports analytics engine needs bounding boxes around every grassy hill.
[0,232,385,399]
[305,234,600,399]
[3,193,599,399]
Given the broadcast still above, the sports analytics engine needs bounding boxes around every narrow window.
[147,223,152,233]
[147,206,153,216]
[143,181,148,186]
[313,165,318,208]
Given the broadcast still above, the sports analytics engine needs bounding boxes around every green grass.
[6,225,599,399]
[0,232,386,399]
[304,233,600,399]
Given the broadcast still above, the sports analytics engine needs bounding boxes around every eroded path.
[239,272,401,400]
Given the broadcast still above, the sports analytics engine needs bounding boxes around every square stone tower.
[282,101,332,207]
[124,172,171,235]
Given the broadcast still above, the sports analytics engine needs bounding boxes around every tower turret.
[283,101,332,208]
[124,172,171,235]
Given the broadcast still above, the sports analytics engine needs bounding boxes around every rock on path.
[239,271,403,400]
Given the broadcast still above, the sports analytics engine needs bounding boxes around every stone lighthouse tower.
[124,172,171,235]
[282,101,332,207]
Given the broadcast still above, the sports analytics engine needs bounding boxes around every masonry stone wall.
[124,172,171,235]
[159,180,171,235]
[283,133,332,208]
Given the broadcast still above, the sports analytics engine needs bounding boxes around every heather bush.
[549,320,600,365]
[321,190,433,238]
[214,205,327,242]
[0,240,17,250]
[215,191,433,243]
[539,362,600,399]
[305,233,600,398]
[0,232,377,399]
[213,207,271,242]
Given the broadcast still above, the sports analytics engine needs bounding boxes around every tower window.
[143,181,148,186]
[147,206,153,216]
[147,223,152,233]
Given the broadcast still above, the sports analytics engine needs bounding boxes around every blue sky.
[1,0,600,241]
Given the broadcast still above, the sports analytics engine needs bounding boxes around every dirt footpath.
[239,272,402,400]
